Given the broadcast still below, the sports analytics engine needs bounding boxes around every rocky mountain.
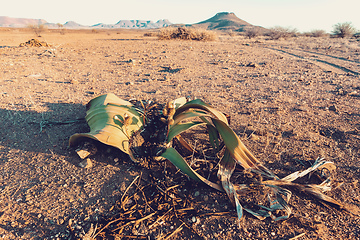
[193,12,264,32]
[0,16,172,29]
[110,19,172,29]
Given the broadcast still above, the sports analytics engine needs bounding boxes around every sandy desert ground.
[0,28,360,239]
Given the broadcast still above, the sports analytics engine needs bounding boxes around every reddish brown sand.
[0,28,359,239]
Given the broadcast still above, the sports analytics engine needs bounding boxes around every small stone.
[191,216,197,223]
[349,91,358,96]
[57,218,65,225]
[194,191,200,197]
[70,79,79,84]
[246,62,258,68]
[271,232,276,236]
[79,158,93,168]
[203,195,209,201]
[27,73,42,78]
[76,149,91,159]
[75,142,97,159]
[250,134,260,141]
[328,105,337,112]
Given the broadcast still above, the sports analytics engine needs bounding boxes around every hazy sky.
[2,0,359,32]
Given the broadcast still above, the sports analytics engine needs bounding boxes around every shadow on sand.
[0,102,144,239]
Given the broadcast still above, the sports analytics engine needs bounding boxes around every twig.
[135,182,155,212]
[160,222,185,240]
[289,232,306,240]
[112,212,156,232]
[148,208,173,229]
[121,175,140,204]
[92,217,123,238]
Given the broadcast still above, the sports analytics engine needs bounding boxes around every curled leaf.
[69,93,144,155]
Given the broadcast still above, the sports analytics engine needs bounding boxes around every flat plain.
[0,28,360,239]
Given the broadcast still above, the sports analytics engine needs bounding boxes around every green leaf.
[86,93,133,109]
[161,147,223,191]
[174,99,229,124]
[167,121,206,143]
[206,124,220,150]
[69,93,144,155]
[172,110,210,126]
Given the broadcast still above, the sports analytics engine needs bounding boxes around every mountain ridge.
[0,16,172,29]
[0,13,264,31]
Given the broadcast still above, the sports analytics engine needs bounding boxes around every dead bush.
[245,28,261,39]
[307,29,328,37]
[27,24,47,37]
[266,26,298,40]
[332,22,356,38]
[158,27,217,41]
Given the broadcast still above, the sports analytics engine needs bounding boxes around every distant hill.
[193,12,264,32]
[63,21,87,29]
[0,16,47,27]
[0,13,265,32]
[0,16,171,29]
[110,19,172,29]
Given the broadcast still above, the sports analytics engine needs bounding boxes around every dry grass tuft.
[158,27,218,41]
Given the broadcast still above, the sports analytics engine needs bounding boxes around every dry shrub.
[245,28,261,39]
[27,24,47,37]
[158,27,217,41]
[308,29,328,37]
[332,22,356,38]
[266,26,298,40]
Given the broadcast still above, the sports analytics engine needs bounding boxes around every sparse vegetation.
[57,23,66,35]
[70,94,347,230]
[332,22,357,38]
[158,27,218,41]
[306,29,328,37]
[27,24,47,37]
[245,28,261,39]
[267,26,298,40]
[227,30,237,37]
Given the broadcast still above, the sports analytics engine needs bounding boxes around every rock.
[79,158,93,168]
[246,62,258,68]
[328,105,337,112]
[76,149,91,159]
[250,134,260,141]
[75,142,97,159]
